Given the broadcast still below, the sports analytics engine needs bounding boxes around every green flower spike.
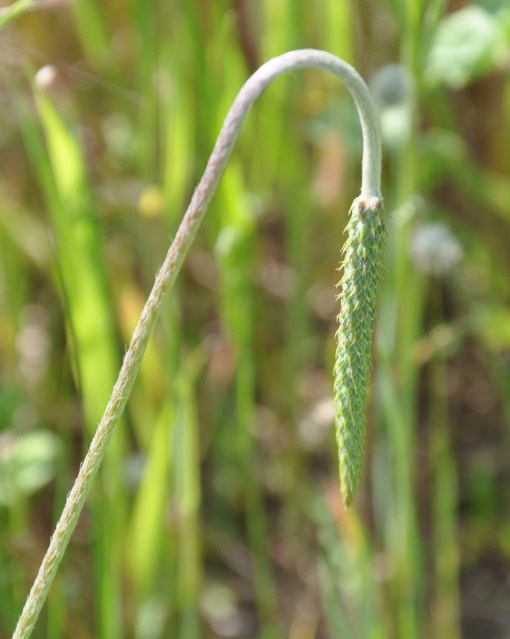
[335,196,385,506]
[14,50,383,639]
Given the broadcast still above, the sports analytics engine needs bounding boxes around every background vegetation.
[1,1,510,637]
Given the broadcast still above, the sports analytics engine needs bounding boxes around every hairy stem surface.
[13,49,382,638]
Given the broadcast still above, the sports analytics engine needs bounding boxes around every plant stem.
[13,48,382,639]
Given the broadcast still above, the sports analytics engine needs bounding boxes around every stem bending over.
[13,49,383,639]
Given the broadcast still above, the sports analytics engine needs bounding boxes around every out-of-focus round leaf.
[425,5,508,88]
[0,430,61,506]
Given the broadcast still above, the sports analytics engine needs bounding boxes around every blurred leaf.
[0,385,21,434]
[0,0,34,29]
[0,188,50,269]
[0,429,61,505]
[419,128,510,224]
[32,85,121,434]
[425,5,509,88]
[471,304,510,351]
[128,403,174,596]
[30,79,126,639]
[0,0,74,29]
[313,491,381,639]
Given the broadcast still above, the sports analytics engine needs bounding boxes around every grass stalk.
[12,49,382,638]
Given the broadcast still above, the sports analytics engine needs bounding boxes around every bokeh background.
[1,1,510,638]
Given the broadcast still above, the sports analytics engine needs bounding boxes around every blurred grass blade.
[314,490,382,639]
[15,78,127,639]
[430,364,460,639]
[173,353,203,639]
[215,162,282,636]
[0,0,35,29]
[0,0,74,29]
[128,402,174,597]
[32,86,121,430]
[68,0,108,60]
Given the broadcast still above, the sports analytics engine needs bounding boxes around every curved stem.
[13,48,382,639]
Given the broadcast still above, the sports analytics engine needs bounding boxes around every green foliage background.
[1,1,510,638]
